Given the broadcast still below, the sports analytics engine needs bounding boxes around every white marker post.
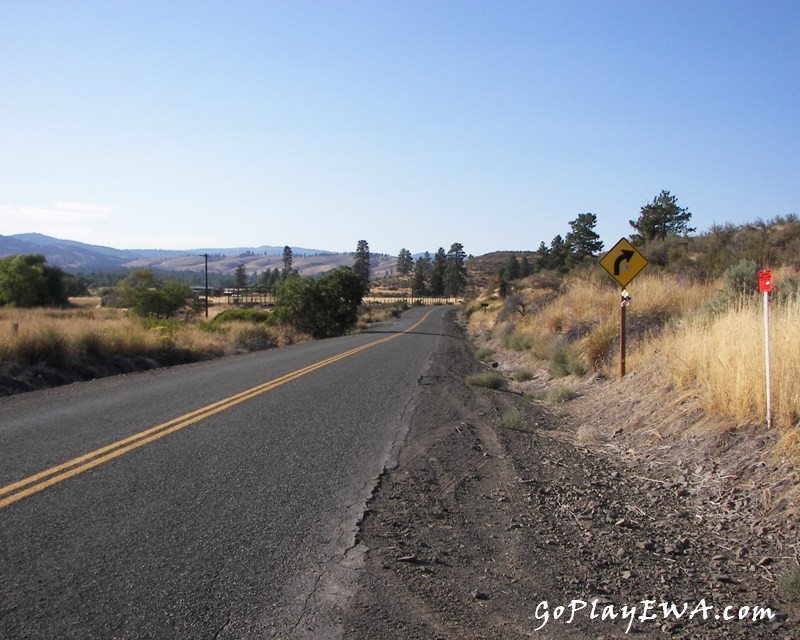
[759,270,773,428]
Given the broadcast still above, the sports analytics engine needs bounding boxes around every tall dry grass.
[0,301,304,377]
[661,295,800,435]
[468,269,800,445]
[495,273,716,372]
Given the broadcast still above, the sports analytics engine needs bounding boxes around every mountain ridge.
[0,233,393,276]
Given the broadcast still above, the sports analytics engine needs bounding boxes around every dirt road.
[342,311,797,639]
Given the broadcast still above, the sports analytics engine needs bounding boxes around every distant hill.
[0,233,397,276]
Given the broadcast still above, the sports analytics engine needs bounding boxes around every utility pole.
[203,253,209,318]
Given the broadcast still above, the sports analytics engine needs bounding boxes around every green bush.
[212,308,271,325]
[273,268,363,338]
[475,346,494,362]
[548,386,579,403]
[723,258,759,298]
[502,331,536,352]
[496,407,526,430]
[114,269,194,318]
[465,371,506,390]
[550,346,586,377]
[511,369,534,382]
[0,254,68,307]
[234,326,276,351]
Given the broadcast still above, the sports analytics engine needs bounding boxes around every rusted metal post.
[620,302,626,377]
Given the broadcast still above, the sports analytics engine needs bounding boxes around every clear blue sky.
[1,0,797,256]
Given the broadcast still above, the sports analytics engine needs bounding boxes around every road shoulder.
[343,311,797,639]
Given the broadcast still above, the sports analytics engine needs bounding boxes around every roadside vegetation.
[467,263,800,446]
[463,193,800,455]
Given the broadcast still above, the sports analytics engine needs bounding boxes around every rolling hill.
[0,233,397,276]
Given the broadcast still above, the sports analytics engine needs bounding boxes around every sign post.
[759,270,773,428]
[600,239,648,377]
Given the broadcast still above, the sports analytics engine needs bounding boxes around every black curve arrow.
[613,249,635,275]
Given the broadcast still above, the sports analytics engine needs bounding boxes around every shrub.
[511,369,534,382]
[234,326,276,351]
[550,346,586,377]
[581,320,617,370]
[75,331,107,359]
[723,258,759,298]
[212,308,271,325]
[548,386,579,403]
[497,407,526,430]
[465,371,506,390]
[475,347,494,362]
[14,329,70,368]
[114,269,194,318]
[503,331,536,352]
[273,268,363,338]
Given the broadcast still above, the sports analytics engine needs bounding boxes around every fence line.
[363,296,461,306]
[203,290,461,307]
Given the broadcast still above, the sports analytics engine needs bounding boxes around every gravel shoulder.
[342,310,799,639]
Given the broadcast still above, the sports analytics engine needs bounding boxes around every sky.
[1,1,798,256]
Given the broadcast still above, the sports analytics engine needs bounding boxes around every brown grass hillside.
[463,267,800,531]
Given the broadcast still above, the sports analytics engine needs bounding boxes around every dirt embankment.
[343,311,799,639]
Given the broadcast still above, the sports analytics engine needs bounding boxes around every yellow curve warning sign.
[599,238,649,287]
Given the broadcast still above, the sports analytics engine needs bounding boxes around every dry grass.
[664,295,800,437]
[0,299,307,380]
[467,270,800,447]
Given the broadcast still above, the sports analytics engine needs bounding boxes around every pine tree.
[234,264,247,291]
[430,248,447,296]
[353,239,371,294]
[444,242,467,296]
[281,246,293,279]
[396,248,414,275]
[566,213,604,264]
[630,190,694,243]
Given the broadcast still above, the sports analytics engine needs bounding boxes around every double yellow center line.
[0,310,434,510]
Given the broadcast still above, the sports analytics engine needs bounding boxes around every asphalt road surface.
[0,305,450,639]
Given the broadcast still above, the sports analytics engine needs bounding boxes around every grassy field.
[0,297,308,391]
[0,297,419,394]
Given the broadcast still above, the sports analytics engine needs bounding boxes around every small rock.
[711,573,735,584]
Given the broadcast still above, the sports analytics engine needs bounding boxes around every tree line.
[394,243,468,297]
[479,189,796,289]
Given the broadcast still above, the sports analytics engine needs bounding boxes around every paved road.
[0,305,451,639]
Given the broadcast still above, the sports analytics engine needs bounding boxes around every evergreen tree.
[502,254,521,281]
[282,245,293,278]
[566,213,603,263]
[411,259,427,296]
[520,255,533,278]
[429,248,447,295]
[444,242,467,296]
[533,242,550,273]
[234,264,247,291]
[396,248,414,275]
[548,235,570,272]
[353,239,371,294]
[630,190,694,243]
